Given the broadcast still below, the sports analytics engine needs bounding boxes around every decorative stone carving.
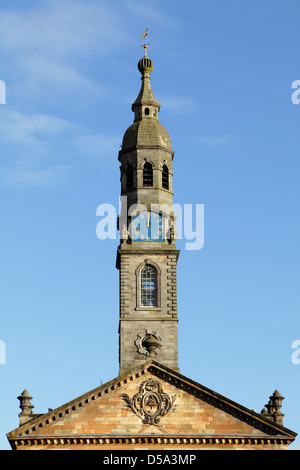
[135,330,161,357]
[261,390,285,425]
[121,225,129,243]
[18,389,34,425]
[121,378,177,425]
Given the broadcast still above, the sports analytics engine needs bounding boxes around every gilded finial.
[141,27,150,57]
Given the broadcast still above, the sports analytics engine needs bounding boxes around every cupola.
[131,44,161,122]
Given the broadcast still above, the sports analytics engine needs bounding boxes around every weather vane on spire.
[141,27,150,56]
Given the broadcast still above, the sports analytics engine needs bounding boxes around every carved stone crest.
[121,378,177,425]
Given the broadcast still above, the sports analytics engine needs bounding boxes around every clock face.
[132,212,164,242]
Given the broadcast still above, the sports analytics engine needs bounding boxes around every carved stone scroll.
[121,378,177,425]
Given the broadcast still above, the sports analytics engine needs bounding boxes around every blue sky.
[0,0,299,450]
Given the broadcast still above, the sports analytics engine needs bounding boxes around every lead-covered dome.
[122,119,172,151]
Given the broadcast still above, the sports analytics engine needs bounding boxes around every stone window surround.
[135,259,161,310]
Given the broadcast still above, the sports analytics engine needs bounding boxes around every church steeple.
[131,51,161,122]
[117,36,180,376]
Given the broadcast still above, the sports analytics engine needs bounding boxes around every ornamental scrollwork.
[135,330,161,357]
[121,378,177,425]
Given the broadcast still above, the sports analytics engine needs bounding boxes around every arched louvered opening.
[126,164,134,191]
[143,162,153,186]
[162,165,169,190]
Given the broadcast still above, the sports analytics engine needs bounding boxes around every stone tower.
[116,45,180,375]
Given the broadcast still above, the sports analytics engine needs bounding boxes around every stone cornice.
[118,145,175,160]
[9,434,294,450]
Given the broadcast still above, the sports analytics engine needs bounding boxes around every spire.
[132,29,161,122]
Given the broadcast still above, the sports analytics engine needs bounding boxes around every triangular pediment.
[7,361,296,450]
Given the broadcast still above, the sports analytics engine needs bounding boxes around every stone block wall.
[118,250,179,375]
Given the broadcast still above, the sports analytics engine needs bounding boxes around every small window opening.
[145,107,150,116]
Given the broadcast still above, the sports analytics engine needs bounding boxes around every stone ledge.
[10,434,294,450]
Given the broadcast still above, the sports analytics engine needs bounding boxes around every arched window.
[145,107,150,116]
[126,164,134,191]
[162,165,169,190]
[143,162,153,186]
[140,265,157,307]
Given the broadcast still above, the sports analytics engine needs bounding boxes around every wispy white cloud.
[18,56,101,98]
[123,0,180,28]
[0,1,129,101]
[0,164,73,189]
[0,0,179,103]
[0,110,73,142]
[0,1,126,58]
[0,1,180,188]
[0,109,119,188]
[160,95,198,113]
[197,134,239,147]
